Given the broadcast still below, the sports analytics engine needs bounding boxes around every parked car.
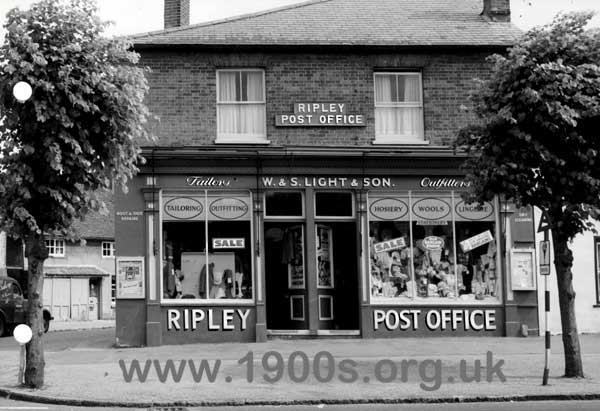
[0,276,53,336]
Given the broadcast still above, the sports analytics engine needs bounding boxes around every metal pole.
[542,229,550,386]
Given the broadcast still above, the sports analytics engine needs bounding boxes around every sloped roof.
[44,266,111,277]
[71,189,114,240]
[130,0,523,48]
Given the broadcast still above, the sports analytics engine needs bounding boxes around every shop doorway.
[265,222,308,330]
[264,220,359,333]
[89,278,101,320]
[316,222,359,331]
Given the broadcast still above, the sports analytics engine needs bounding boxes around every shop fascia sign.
[276,102,365,127]
[261,176,392,188]
[374,308,497,332]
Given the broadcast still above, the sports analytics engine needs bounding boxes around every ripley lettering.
[167,309,251,331]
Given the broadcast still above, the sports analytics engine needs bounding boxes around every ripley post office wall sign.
[276,102,365,126]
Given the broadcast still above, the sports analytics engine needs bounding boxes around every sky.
[0,0,599,38]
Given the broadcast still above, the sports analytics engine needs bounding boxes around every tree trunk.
[23,233,47,388]
[551,230,584,378]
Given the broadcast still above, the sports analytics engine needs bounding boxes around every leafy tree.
[457,12,600,378]
[0,0,150,387]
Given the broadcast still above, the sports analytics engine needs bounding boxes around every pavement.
[0,331,600,407]
[49,319,115,332]
[1,398,600,411]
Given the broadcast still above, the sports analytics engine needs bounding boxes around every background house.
[0,189,115,321]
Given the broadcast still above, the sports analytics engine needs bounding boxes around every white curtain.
[218,71,264,137]
[375,74,423,139]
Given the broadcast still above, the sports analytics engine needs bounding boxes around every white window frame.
[373,72,427,145]
[45,238,65,258]
[216,69,268,144]
[102,241,115,258]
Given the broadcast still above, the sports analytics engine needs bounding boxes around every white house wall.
[44,240,115,320]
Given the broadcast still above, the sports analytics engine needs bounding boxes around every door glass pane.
[316,225,334,288]
[265,192,303,217]
[315,192,353,217]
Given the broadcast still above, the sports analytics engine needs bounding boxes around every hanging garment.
[223,269,234,298]
[210,270,226,298]
[235,272,244,298]
[281,228,295,264]
[199,263,215,297]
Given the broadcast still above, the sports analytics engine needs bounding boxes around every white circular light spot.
[13,81,32,102]
[13,324,33,345]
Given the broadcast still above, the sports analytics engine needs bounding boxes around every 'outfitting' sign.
[276,102,365,126]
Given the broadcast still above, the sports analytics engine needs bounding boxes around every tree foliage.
[456,12,600,378]
[0,0,150,241]
[457,12,600,241]
[0,0,151,387]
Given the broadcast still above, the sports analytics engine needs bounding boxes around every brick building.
[115,0,540,346]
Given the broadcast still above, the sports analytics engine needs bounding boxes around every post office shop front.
[115,0,530,346]
[115,160,539,346]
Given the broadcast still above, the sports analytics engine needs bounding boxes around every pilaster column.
[142,176,162,346]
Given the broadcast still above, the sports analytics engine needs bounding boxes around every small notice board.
[510,249,537,291]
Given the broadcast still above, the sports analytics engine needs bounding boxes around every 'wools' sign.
[412,198,451,221]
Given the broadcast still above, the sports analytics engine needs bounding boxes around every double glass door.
[264,190,359,333]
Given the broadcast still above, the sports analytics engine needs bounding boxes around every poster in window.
[287,226,305,289]
[316,225,334,289]
[510,249,536,291]
[116,257,145,299]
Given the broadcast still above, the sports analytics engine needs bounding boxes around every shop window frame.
[373,71,426,145]
[595,237,600,306]
[216,68,268,144]
[159,189,255,306]
[264,191,306,220]
[366,191,503,306]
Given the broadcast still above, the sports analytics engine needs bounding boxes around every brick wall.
[140,50,493,148]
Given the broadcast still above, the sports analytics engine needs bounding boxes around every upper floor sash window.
[374,72,425,144]
[216,69,267,144]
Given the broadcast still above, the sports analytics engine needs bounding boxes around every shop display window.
[369,196,412,300]
[161,193,253,301]
[368,193,500,304]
